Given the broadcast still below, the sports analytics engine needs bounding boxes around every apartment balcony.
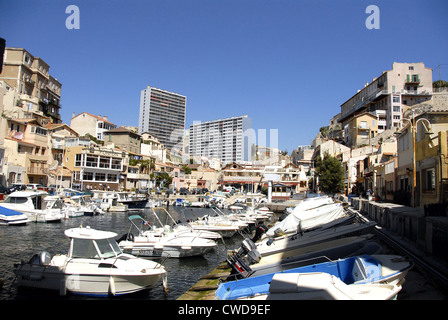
[341,90,389,121]
[127,172,150,180]
[27,166,49,175]
[405,74,420,84]
[400,89,432,96]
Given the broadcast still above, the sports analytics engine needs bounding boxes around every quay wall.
[346,196,448,262]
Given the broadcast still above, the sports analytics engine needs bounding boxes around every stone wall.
[346,196,448,259]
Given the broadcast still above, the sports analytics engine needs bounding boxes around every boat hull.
[14,259,165,296]
[120,238,217,258]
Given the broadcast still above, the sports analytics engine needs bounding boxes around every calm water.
[0,206,244,300]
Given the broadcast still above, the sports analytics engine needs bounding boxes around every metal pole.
[412,115,416,207]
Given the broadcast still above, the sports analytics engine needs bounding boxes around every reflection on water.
[0,206,243,300]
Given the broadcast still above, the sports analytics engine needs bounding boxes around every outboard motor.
[227,238,262,279]
[29,251,52,266]
[251,223,267,243]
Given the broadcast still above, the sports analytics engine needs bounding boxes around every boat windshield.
[3,197,28,204]
[71,238,122,259]
[95,238,122,258]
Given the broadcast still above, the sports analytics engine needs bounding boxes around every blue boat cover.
[0,206,24,216]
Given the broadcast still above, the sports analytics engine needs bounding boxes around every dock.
[177,262,231,300]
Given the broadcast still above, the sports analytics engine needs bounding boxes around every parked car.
[8,183,26,193]
[27,184,47,191]
[0,184,13,194]
[179,188,189,195]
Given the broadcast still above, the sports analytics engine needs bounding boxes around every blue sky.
[1,0,447,153]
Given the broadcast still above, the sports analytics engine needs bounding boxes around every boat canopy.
[65,226,117,240]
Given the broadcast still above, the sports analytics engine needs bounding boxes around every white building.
[70,112,116,141]
[189,115,252,164]
[339,62,433,138]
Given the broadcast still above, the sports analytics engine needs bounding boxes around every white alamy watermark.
[169,124,280,165]
[66,5,80,30]
[365,5,380,30]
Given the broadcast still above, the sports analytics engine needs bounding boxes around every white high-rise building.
[189,115,252,164]
[138,85,186,151]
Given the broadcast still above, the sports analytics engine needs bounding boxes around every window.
[75,154,82,167]
[83,172,93,181]
[393,106,401,112]
[30,126,47,136]
[393,96,400,103]
[423,169,436,192]
[409,66,414,70]
[86,156,97,167]
[360,121,367,129]
[95,173,106,181]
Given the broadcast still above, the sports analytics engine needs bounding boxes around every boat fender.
[59,279,67,296]
[162,273,168,294]
[109,276,116,296]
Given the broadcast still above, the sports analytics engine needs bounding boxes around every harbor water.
[0,206,243,300]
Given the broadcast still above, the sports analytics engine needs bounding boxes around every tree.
[314,154,345,195]
[155,172,172,188]
[433,80,448,88]
[182,164,192,175]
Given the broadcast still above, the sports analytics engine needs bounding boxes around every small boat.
[243,272,401,300]
[265,202,349,237]
[14,225,167,296]
[116,192,148,209]
[188,218,240,238]
[0,191,63,223]
[100,192,128,212]
[215,254,413,300]
[152,207,222,240]
[0,206,30,226]
[238,235,383,277]
[255,221,377,258]
[118,214,218,258]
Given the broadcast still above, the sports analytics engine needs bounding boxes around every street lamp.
[411,116,433,207]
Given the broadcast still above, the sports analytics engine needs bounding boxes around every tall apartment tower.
[138,85,187,151]
[189,115,252,164]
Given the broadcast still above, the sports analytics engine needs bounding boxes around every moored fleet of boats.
[1,190,414,300]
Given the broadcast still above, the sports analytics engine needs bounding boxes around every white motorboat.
[0,206,30,226]
[265,202,348,237]
[244,272,402,300]
[118,214,217,258]
[255,221,377,257]
[63,197,85,218]
[100,192,128,212]
[14,225,167,296]
[151,207,222,240]
[116,191,148,209]
[0,191,63,223]
[246,235,383,277]
[72,195,103,216]
[188,216,241,238]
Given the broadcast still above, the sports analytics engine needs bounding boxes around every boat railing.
[275,255,336,273]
